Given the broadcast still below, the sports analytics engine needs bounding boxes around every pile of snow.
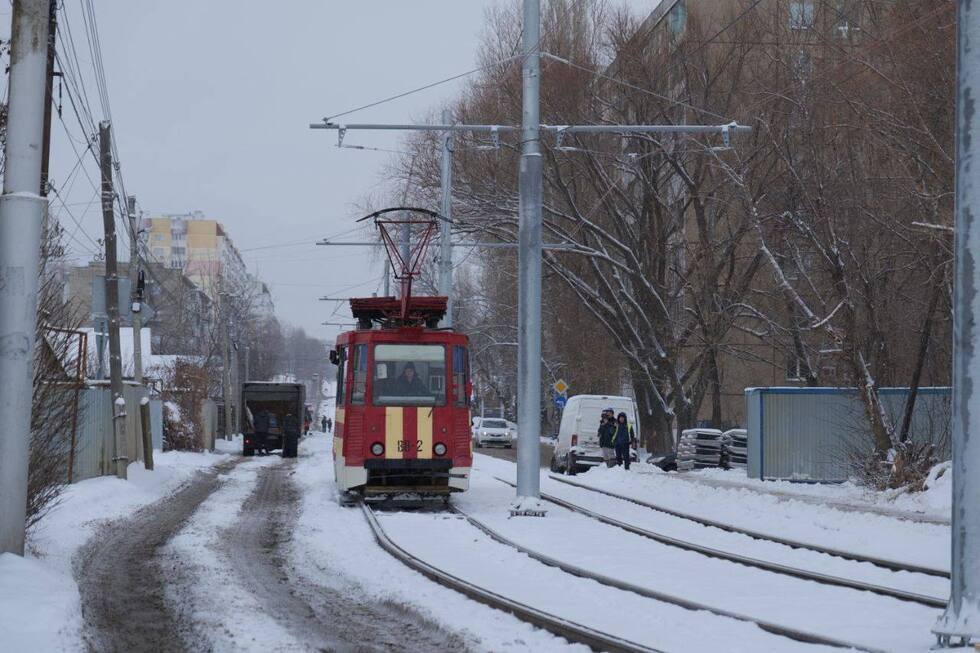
[0,449,230,651]
[664,460,952,522]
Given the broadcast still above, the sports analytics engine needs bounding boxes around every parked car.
[550,394,639,475]
[721,428,748,468]
[474,418,514,448]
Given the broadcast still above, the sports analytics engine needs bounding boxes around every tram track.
[494,476,948,609]
[548,474,950,579]
[359,501,664,653]
[548,474,950,578]
[450,504,884,653]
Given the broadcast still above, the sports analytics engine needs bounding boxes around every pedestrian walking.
[321,415,328,432]
[326,417,333,433]
[614,412,632,470]
[597,408,616,467]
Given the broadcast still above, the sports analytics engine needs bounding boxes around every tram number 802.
[397,440,423,453]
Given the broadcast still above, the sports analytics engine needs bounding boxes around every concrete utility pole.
[127,196,153,470]
[221,297,233,439]
[439,108,454,327]
[0,0,52,555]
[312,372,321,421]
[935,0,980,645]
[100,122,128,480]
[127,196,143,385]
[515,0,544,509]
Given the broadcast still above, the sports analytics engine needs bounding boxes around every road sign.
[553,379,569,395]
[554,395,567,409]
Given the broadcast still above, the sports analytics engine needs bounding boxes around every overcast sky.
[30,1,659,344]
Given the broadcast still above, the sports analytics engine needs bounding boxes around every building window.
[668,1,687,35]
[153,233,165,241]
[789,1,814,30]
[153,247,165,257]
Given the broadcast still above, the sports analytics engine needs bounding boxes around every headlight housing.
[434,442,448,456]
[370,442,384,456]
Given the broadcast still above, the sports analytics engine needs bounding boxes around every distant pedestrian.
[326,417,333,433]
[597,408,616,467]
[614,412,632,470]
[321,415,328,432]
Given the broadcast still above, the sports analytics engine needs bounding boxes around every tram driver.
[393,361,428,396]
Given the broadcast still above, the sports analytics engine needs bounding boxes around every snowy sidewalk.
[0,447,231,652]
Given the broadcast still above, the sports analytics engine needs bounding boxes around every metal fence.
[72,382,162,482]
[745,387,951,482]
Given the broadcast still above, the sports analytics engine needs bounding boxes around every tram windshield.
[372,344,446,406]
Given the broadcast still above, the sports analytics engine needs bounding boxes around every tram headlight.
[433,442,448,456]
[370,442,384,456]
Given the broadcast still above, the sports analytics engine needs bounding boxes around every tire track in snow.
[74,459,241,653]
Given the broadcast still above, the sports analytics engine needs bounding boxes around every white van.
[549,394,639,475]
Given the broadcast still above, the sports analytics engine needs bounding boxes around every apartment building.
[142,212,249,298]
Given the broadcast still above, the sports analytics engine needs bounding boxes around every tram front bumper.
[363,459,460,494]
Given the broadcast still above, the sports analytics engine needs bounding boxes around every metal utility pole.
[0,0,52,555]
[39,0,56,196]
[935,0,980,645]
[515,0,544,509]
[100,122,128,480]
[439,108,454,327]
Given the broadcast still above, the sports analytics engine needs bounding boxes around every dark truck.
[241,382,306,456]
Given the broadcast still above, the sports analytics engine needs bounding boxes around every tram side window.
[335,346,348,405]
[351,344,367,405]
[453,345,470,407]
[372,344,446,406]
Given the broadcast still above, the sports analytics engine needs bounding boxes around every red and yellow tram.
[329,209,472,497]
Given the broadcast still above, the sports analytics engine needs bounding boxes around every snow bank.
[683,463,952,521]
[0,449,231,651]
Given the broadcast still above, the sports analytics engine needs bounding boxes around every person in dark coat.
[614,412,632,470]
[321,415,328,432]
[394,362,428,396]
[597,408,616,467]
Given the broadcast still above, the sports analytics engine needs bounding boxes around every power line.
[542,52,731,122]
[322,54,522,122]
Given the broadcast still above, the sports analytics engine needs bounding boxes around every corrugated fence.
[745,387,951,482]
[72,382,163,482]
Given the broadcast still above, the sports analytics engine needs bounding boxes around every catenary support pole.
[934,0,980,646]
[0,0,52,555]
[439,108,454,327]
[514,0,544,510]
[100,122,128,480]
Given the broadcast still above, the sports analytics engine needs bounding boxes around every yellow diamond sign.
[553,379,569,395]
